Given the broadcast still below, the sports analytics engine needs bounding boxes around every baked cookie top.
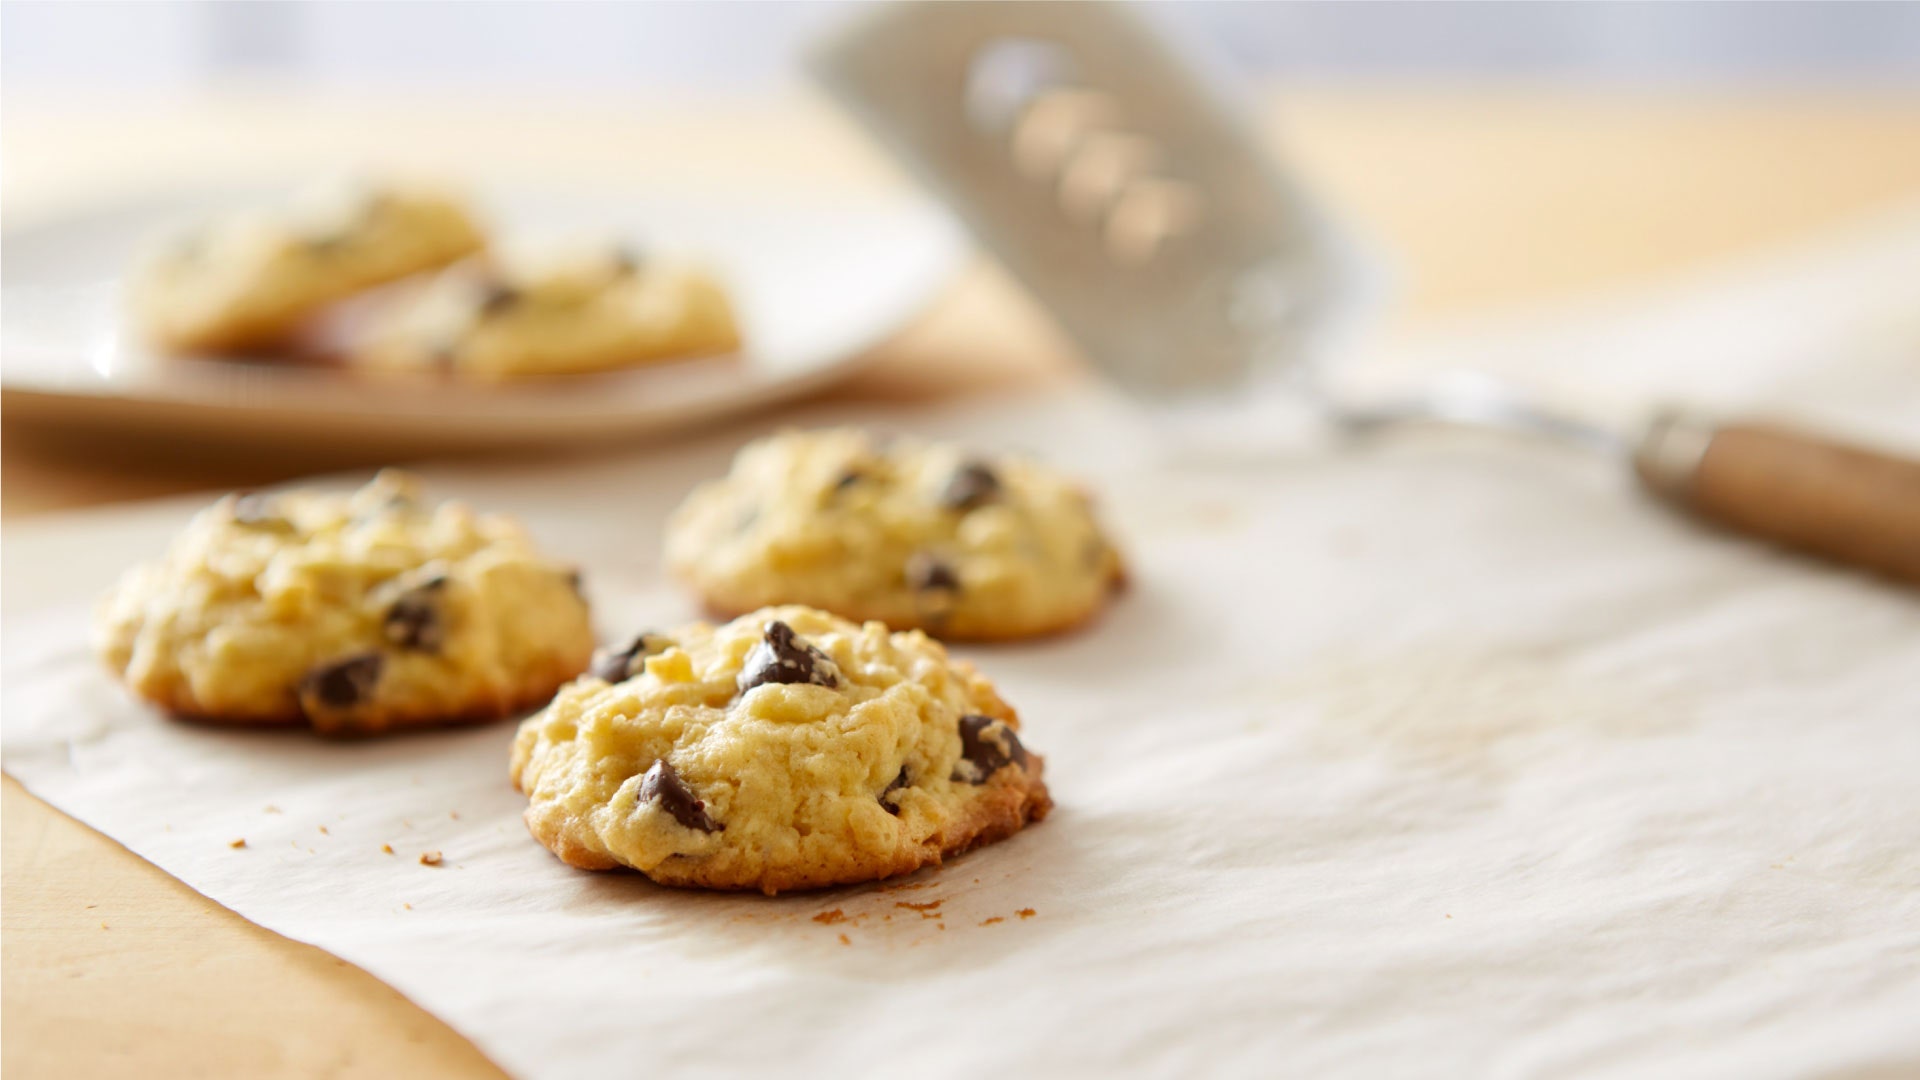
[133,181,485,353]
[665,429,1125,640]
[95,470,593,735]
[354,244,740,378]
[510,605,1050,894]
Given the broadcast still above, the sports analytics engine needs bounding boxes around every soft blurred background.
[4,1,1919,504]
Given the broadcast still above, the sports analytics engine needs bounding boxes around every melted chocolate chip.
[880,766,911,815]
[831,469,865,494]
[939,461,1001,511]
[638,759,721,832]
[736,620,838,695]
[475,280,522,316]
[951,714,1028,784]
[383,576,447,652]
[231,494,295,533]
[590,632,671,683]
[565,567,585,596]
[905,552,961,593]
[301,653,383,709]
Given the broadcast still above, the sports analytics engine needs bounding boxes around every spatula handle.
[1634,410,1920,585]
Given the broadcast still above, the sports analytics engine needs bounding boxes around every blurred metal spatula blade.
[809,0,1364,397]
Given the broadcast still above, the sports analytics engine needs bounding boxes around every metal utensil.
[811,0,1920,584]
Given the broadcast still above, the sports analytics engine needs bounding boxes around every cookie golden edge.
[117,648,590,738]
[514,756,1051,893]
[681,555,1128,643]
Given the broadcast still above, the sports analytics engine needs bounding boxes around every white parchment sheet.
[6,207,1920,1079]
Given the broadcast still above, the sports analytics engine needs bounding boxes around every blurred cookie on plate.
[353,244,740,378]
[95,470,593,735]
[511,605,1050,893]
[133,181,485,353]
[665,429,1126,640]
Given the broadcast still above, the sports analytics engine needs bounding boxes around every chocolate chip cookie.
[134,181,486,353]
[354,244,740,378]
[665,429,1125,640]
[510,606,1051,893]
[95,471,593,735]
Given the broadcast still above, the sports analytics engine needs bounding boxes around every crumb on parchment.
[229,838,247,849]
[419,851,443,866]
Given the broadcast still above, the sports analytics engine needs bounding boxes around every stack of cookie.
[96,430,1124,894]
[132,179,741,378]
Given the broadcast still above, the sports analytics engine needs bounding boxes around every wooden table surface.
[6,85,1920,1078]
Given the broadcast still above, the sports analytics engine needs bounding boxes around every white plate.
[0,184,963,449]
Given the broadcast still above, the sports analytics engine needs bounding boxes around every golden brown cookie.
[354,244,740,378]
[510,605,1051,893]
[664,429,1126,640]
[134,181,485,353]
[95,470,593,735]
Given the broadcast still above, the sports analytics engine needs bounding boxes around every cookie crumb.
[812,909,848,925]
[1016,908,1036,919]
[318,825,329,835]
[382,844,394,855]
[101,922,109,930]
[229,838,247,849]
[450,811,460,820]
[404,903,413,910]
[896,900,943,919]
[419,851,443,866]
[981,916,1004,926]
[837,933,851,946]
[264,805,282,814]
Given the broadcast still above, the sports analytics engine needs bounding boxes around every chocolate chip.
[638,759,721,832]
[736,620,839,695]
[950,714,1028,784]
[939,461,1001,511]
[880,766,911,815]
[383,577,447,652]
[565,567,585,595]
[831,469,865,494]
[905,552,960,593]
[301,653,383,709]
[590,632,671,683]
[475,280,521,316]
[231,494,295,533]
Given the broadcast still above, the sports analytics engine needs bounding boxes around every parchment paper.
[6,206,1920,1079]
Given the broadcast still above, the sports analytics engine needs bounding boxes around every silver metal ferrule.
[1632,407,1718,502]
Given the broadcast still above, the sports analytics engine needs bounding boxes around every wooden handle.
[1635,411,1920,585]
